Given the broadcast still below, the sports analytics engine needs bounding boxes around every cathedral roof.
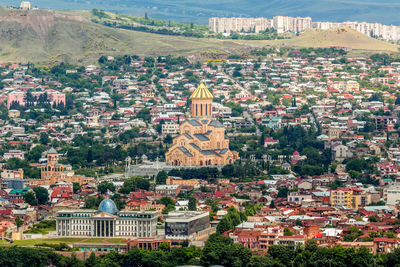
[178,147,193,157]
[187,120,202,126]
[48,147,58,154]
[184,133,193,139]
[194,134,210,141]
[209,120,224,128]
[190,83,213,99]
[190,143,221,157]
[219,148,228,154]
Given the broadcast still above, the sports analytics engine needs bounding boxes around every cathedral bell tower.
[190,83,213,119]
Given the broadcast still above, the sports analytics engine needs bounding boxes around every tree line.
[3,237,400,267]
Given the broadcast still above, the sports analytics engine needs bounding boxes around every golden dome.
[190,83,213,99]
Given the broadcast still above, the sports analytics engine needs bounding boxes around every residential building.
[383,186,400,205]
[162,122,180,135]
[155,185,182,196]
[330,188,371,209]
[209,17,272,33]
[3,150,25,161]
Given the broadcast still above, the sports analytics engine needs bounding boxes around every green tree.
[39,132,50,145]
[119,177,150,194]
[158,196,175,206]
[369,216,378,222]
[15,216,24,229]
[84,196,104,209]
[188,197,197,211]
[156,171,168,185]
[157,196,175,214]
[86,148,93,163]
[201,233,252,267]
[97,181,116,194]
[33,187,48,205]
[72,182,81,194]
[346,158,367,172]
[284,227,293,236]
[269,200,276,209]
[23,191,37,206]
[216,217,232,234]
[277,187,289,198]
[85,252,97,267]
[136,108,151,122]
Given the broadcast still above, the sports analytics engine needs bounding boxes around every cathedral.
[29,148,93,186]
[165,83,238,166]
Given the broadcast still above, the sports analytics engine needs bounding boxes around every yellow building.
[330,188,371,209]
[346,81,360,92]
[29,148,93,186]
[166,177,199,186]
[165,83,238,166]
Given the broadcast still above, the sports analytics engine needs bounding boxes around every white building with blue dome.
[56,199,157,238]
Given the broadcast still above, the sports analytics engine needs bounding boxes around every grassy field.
[0,237,126,246]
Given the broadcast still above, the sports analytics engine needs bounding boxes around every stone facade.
[29,148,93,186]
[165,83,238,166]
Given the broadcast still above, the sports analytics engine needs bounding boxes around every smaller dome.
[98,199,118,215]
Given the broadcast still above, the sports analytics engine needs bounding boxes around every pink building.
[7,91,25,109]
[43,89,66,106]
[7,90,65,109]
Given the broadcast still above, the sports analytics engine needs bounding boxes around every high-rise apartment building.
[210,16,400,41]
[209,17,272,33]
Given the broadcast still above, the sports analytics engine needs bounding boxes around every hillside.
[0,9,257,63]
[2,0,400,25]
[274,28,399,52]
[0,9,397,64]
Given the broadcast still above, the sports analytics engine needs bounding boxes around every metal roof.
[190,83,213,99]
[194,134,210,141]
[178,146,193,157]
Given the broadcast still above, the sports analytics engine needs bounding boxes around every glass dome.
[98,199,118,215]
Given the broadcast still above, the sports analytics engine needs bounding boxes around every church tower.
[165,82,239,166]
[47,147,59,165]
[190,83,213,119]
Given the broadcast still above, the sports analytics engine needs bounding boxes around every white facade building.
[56,199,157,238]
[384,186,400,205]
